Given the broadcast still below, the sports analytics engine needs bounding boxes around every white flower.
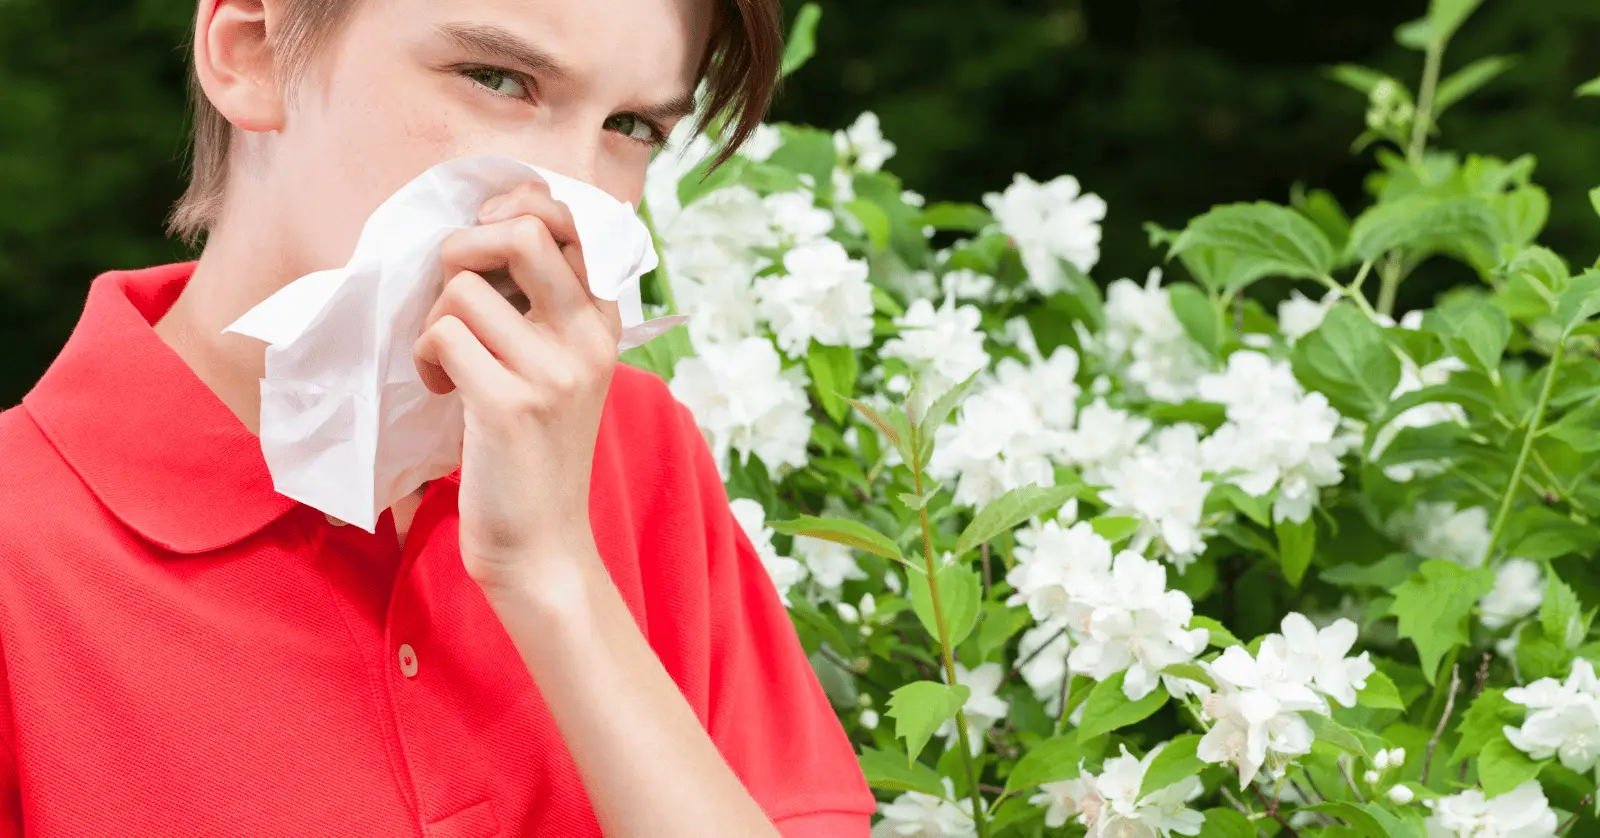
[755,239,875,357]
[1063,400,1152,484]
[1504,659,1600,774]
[643,119,715,228]
[728,499,807,606]
[902,189,927,208]
[739,123,784,162]
[1403,502,1491,568]
[983,173,1107,295]
[1423,781,1558,838]
[873,779,978,838]
[928,348,1079,507]
[1006,521,1114,627]
[1096,271,1210,402]
[1371,357,1469,482]
[881,296,991,405]
[794,537,866,601]
[836,112,897,173]
[1199,643,1329,786]
[1099,425,1212,569]
[938,663,1009,756]
[1017,623,1073,713]
[1389,785,1416,804]
[1279,291,1335,342]
[670,337,814,478]
[1067,553,1209,700]
[941,269,996,302]
[762,189,835,246]
[661,186,775,345]
[1070,744,1205,837]
[1198,352,1353,524]
[1029,776,1092,829]
[1479,558,1545,630]
[1275,613,1375,707]
[860,708,880,729]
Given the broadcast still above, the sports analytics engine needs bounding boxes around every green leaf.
[1450,688,1519,764]
[846,199,891,252]
[847,398,916,466]
[770,515,904,564]
[976,603,1030,660]
[858,747,945,796]
[1425,302,1511,375]
[1389,561,1496,683]
[886,681,971,764]
[1089,516,1141,546]
[1160,662,1217,690]
[1321,554,1425,589]
[1208,483,1273,528]
[1434,55,1516,114]
[1138,735,1204,800]
[1554,271,1600,337]
[1201,809,1256,838]
[1541,574,1586,650]
[1168,283,1220,355]
[954,481,1089,556]
[1169,202,1337,286]
[1591,186,1600,217]
[1190,615,1244,648]
[1580,76,1600,97]
[1428,0,1487,46]
[918,202,993,233]
[805,342,859,423]
[1306,802,1389,836]
[908,564,983,649]
[1327,63,1402,96]
[918,372,981,448]
[1003,735,1083,793]
[1478,735,1547,798]
[1396,18,1433,51]
[1291,304,1403,419]
[1306,714,1372,759]
[619,322,694,381]
[778,3,822,77]
[1357,670,1408,710]
[1275,516,1316,587]
[1076,671,1170,741]
[1544,400,1600,452]
[1345,195,1501,267]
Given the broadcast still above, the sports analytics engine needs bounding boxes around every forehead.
[357,0,714,94]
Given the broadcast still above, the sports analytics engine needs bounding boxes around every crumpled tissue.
[223,156,684,532]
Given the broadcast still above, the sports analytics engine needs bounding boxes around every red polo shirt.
[0,264,873,836]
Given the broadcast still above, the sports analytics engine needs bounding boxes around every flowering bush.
[632,1,1600,834]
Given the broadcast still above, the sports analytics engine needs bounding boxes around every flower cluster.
[1029,744,1205,837]
[1093,271,1209,403]
[1424,781,1559,838]
[1006,516,1209,703]
[1198,613,1374,785]
[1400,502,1546,631]
[872,779,978,838]
[1504,658,1600,776]
[982,173,1107,296]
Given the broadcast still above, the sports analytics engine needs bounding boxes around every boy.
[0,0,874,835]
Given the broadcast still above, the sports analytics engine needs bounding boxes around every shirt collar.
[24,263,299,554]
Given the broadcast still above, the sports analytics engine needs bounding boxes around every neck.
[152,214,301,436]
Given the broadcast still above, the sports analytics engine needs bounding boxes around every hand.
[413,176,622,593]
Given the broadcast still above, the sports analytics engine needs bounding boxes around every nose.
[524,126,601,187]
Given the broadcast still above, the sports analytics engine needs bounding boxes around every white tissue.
[223,156,684,532]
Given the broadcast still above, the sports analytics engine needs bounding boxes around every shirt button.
[325,513,348,527]
[397,643,418,678]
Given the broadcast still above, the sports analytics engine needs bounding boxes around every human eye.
[603,113,666,148]
[461,66,532,100]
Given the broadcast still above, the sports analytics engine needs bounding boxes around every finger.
[423,270,548,373]
[440,217,590,326]
[592,297,623,346]
[476,180,588,287]
[413,314,518,400]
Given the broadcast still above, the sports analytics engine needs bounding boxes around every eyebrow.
[436,22,697,123]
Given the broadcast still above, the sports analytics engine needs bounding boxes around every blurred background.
[2,0,1598,405]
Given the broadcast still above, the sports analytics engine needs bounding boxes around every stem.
[1408,41,1445,166]
[1485,345,1565,566]
[1338,758,1367,803]
[998,624,1069,687]
[1557,797,1591,834]
[1252,786,1301,838]
[1376,254,1404,318]
[907,409,990,838]
[980,541,992,597]
[1318,274,1379,321]
[636,200,679,314]
[1420,664,1461,785]
[1054,672,1074,735]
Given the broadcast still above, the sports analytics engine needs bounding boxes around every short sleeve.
[676,406,875,833]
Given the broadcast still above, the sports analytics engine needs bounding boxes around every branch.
[1251,785,1301,838]
[998,624,1069,688]
[1557,797,1591,835]
[1421,663,1462,784]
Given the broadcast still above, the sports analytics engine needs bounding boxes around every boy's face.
[253,0,708,276]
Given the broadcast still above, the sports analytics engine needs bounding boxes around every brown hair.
[168,0,783,243]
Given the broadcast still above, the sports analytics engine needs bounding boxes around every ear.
[193,0,285,133]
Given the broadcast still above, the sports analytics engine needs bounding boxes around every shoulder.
[601,363,714,479]
[0,406,84,528]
